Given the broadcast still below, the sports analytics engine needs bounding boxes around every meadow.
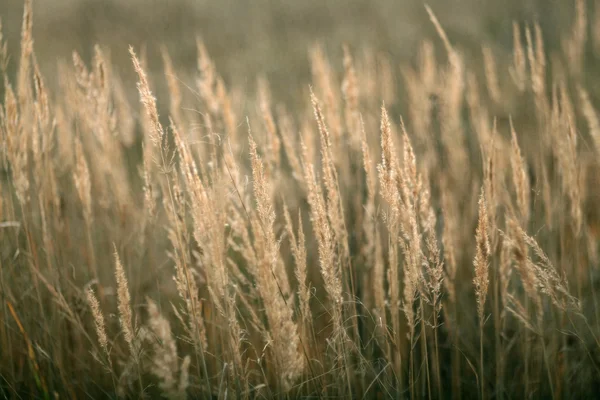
[1,0,600,398]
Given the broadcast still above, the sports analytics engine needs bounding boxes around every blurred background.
[0,0,581,107]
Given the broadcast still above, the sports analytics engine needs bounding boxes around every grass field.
[1,0,600,398]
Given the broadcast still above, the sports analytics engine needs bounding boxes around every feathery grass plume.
[71,46,132,212]
[342,44,360,142]
[2,82,29,206]
[228,208,260,283]
[132,45,172,223]
[283,205,310,324]
[510,22,527,92]
[402,40,436,170]
[483,131,499,248]
[578,86,600,155]
[399,120,420,198]
[114,245,135,354]
[201,112,219,179]
[302,153,343,313]
[537,154,554,232]
[310,90,349,264]
[376,110,399,240]
[300,114,317,166]
[277,105,304,184]
[562,0,587,76]
[482,45,501,103]
[72,50,91,89]
[551,82,582,235]
[506,217,542,320]
[146,298,188,400]
[504,293,537,334]
[419,39,437,93]
[160,143,202,336]
[377,105,427,394]
[138,103,159,180]
[310,44,342,142]
[257,77,281,172]
[216,76,237,143]
[249,134,303,391]
[499,236,513,311]
[86,287,109,359]
[425,5,468,185]
[377,105,398,210]
[474,188,491,321]
[129,46,165,148]
[303,156,351,393]
[249,132,291,297]
[398,124,424,312]
[377,106,409,343]
[419,181,443,313]
[92,45,109,93]
[473,187,490,400]
[32,55,49,137]
[517,226,580,311]
[165,197,207,351]
[178,356,191,397]
[175,124,244,394]
[282,204,315,385]
[559,81,577,148]
[361,116,376,213]
[398,123,430,397]
[90,47,115,151]
[526,23,549,118]
[141,144,157,218]
[73,136,92,225]
[0,18,7,76]
[73,130,100,286]
[170,121,225,364]
[466,71,492,148]
[31,54,55,231]
[17,0,33,108]
[172,120,220,299]
[360,114,388,361]
[509,118,530,225]
[419,176,444,396]
[424,5,452,61]
[161,46,184,128]
[360,116,378,305]
[196,38,220,115]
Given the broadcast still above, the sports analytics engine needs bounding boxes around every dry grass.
[1,0,600,399]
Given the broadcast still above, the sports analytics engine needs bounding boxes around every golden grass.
[1,0,600,399]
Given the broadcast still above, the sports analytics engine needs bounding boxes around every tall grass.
[1,0,600,398]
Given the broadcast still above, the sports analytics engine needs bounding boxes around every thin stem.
[433,311,442,400]
[524,296,530,398]
[420,302,432,400]
[480,319,485,400]
[494,257,503,400]
[409,332,415,400]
